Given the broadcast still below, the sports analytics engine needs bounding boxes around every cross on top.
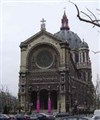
[64,7,66,11]
[40,18,46,24]
[40,18,46,30]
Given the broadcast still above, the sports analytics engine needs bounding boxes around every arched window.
[83,72,86,81]
[75,53,79,63]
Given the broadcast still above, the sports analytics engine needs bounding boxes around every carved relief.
[28,83,59,91]
[28,71,59,84]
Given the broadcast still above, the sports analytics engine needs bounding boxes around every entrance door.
[51,90,57,109]
[40,89,48,109]
[31,91,37,110]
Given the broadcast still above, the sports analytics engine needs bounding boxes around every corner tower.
[60,11,70,30]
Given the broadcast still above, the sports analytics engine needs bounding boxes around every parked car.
[93,110,100,116]
[24,114,30,120]
[54,112,69,120]
[9,115,16,120]
[55,112,69,118]
[60,116,93,120]
[29,113,50,120]
[92,116,100,120]
[92,109,100,120]
[15,114,25,120]
[40,113,54,120]
[0,114,10,120]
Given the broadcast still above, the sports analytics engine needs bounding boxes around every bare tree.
[69,1,100,54]
[92,51,100,54]
[95,74,100,109]
[70,1,100,28]
[0,85,18,113]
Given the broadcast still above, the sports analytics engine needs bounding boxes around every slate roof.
[54,29,82,49]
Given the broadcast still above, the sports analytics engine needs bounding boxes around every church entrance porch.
[30,89,58,113]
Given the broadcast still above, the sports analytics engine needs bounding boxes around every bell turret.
[60,11,70,30]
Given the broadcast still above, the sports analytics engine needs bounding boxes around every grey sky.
[1,0,100,97]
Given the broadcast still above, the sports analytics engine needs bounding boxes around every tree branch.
[70,1,100,27]
[81,11,93,21]
[86,8,97,21]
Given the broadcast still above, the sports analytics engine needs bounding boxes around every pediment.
[20,30,62,48]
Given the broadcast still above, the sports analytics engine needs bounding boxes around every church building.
[18,12,94,113]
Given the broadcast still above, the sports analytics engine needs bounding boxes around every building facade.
[18,12,94,113]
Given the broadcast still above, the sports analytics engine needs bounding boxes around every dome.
[79,41,89,49]
[54,29,82,49]
[54,11,82,49]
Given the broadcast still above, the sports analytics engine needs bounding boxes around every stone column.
[59,41,69,68]
[61,95,66,112]
[48,92,51,113]
[60,73,66,112]
[36,91,40,113]
[78,52,80,63]
[84,52,87,62]
[79,52,81,63]
[59,42,69,112]
[81,52,83,63]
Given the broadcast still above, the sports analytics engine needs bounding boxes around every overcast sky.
[1,0,100,97]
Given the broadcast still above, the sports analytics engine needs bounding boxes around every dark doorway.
[51,90,57,109]
[40,89,48,109]
[31,91,37,110]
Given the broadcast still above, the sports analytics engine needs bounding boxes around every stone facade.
[18,12,94,113]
